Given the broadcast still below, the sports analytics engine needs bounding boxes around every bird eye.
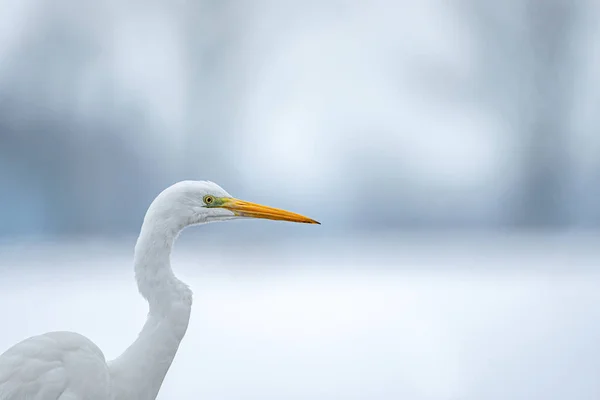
[203,195,215,205]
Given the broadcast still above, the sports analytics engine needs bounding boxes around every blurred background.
[1,0,600,399]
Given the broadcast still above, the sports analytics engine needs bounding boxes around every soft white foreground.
[0,238,599,399]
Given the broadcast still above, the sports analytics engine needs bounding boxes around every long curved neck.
[109,214,193,400]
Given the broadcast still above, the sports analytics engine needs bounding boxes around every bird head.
[146,180,320,228]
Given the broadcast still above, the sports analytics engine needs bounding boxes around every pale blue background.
[0,1,599,399]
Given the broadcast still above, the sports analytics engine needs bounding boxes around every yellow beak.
[221,198,320,224]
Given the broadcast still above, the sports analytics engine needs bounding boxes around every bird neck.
[134,219,192,314]
[109,216,193,400]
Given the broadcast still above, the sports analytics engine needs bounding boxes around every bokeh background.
[1,0,600,399]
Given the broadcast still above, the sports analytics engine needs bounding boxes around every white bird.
[0,180,319,400]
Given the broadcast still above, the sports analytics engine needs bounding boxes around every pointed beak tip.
[223,198,321,225]
[302,217,320,225]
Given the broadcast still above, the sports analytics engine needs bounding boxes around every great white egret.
[0,180,319,399]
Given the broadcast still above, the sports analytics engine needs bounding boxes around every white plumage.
[0,181,318,400]
[0,332,111,399]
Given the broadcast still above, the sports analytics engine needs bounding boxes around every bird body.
[0,332,112,400]
[0,181,318,400]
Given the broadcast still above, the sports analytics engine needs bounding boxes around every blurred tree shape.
[462,0,584,228]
